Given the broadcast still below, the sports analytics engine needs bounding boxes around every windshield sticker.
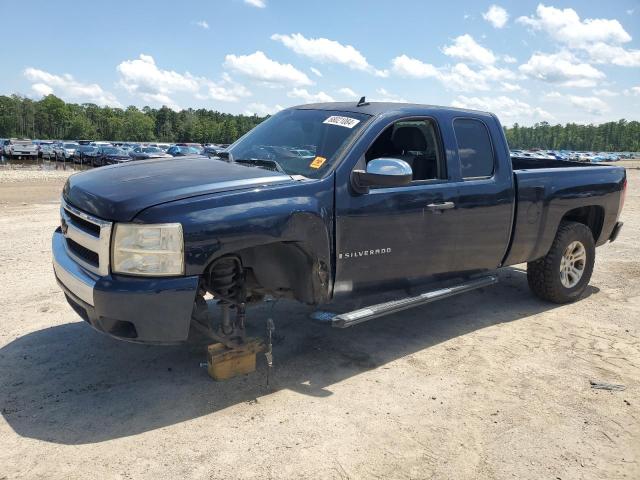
[323,116,361,129]
[310,156,327,169]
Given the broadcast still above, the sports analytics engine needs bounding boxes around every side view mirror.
[351,158,413,193]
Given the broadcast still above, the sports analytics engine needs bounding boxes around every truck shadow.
[0,268,598,445]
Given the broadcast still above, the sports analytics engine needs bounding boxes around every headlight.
[111,223,184,276]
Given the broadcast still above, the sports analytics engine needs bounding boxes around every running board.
[312,275,498,328]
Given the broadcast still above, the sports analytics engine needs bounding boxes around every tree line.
[0,94,638,151]
[0,94,266,144]
[504,120,640,152]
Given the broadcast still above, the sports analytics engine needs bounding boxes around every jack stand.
[265,318,275,388]
[206,339,264,381]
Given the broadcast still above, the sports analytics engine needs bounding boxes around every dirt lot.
[1,162,639,480]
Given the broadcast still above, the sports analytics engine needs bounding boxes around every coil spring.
[208,256,242,304]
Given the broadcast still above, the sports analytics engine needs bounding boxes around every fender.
[134,176,335,304]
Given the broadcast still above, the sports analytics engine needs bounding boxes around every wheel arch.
[202,241,331,305]
[199,211,333,305]
[560,205,605,243]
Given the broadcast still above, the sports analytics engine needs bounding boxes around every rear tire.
[527,221,595,304]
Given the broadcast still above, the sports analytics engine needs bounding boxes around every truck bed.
[511,156,599,170]
[503,160,626,267]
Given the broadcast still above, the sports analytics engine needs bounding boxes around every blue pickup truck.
[52,101,626,346]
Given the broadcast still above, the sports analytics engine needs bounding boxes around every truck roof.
[292,101,492,118]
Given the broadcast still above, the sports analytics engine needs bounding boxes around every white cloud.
[337,87,358,98]
[483,5,509,28]
[370,88,407,103]
[287,88,335,103]
[517,4,631,48]
[244,103,282,116]
[587,42,640,67]
[271,33,387,76]
[392,54,518,92]
[625,86,640,96]
[500,82,523,92]
[24,67,121,106]
[194,20,209,29]
[437,64,516,92]
[201,74,251,102]
[519,51,605,87]
[116,54,250,109]
[391,54,439,79]
[244,0,266,8]
[31,83,53,96]
[480,65,519,81]
[310,67,322,77]
[116,54,200,108]
[451,95,552,123]
[544,91,609,114]
[517,5,639,68]
[566,95,609,114]
[224,51,312,86]
[593,88,618,97]
[442,34,496,65]
[442,63,491,91]
[502,55,517,64]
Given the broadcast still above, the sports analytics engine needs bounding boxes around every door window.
[365,119,444,181]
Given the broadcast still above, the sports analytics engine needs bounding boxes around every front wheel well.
[560,205,604,243]
[202,243,330,305]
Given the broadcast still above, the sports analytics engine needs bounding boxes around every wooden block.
[207,338,264,381]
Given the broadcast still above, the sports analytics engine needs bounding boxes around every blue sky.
[2,0,639,125]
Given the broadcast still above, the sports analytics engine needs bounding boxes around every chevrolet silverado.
[52,101,626,345]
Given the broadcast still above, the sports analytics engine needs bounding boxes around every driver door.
[334,118,459,295]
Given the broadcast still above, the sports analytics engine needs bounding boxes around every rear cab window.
[453,118,495,179]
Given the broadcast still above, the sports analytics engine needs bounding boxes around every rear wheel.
[527,221,595,303]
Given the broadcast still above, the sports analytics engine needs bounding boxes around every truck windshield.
[227,109,370,178]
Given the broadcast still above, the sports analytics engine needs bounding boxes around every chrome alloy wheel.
[559,240,587,288]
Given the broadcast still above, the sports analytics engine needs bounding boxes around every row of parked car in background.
[510,149,636,162]
[0,138,229,167]
[1,138,636,167]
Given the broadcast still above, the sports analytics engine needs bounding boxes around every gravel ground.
[0,165,78,183]
[0,162,638,480]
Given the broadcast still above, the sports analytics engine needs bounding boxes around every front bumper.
[52,228,200,344]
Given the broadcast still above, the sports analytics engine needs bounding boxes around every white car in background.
[54,142,79,161]
[39,142,56,159]
[4,139,39,159]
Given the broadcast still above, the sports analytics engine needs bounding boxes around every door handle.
[426,202,455,212]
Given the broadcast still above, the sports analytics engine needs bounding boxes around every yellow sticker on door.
[310,156,327,169]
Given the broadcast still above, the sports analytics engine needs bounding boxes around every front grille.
[61,199,112,276]
[66,238,99,267]
[65,209,101,236]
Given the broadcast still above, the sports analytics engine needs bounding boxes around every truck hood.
[63,156,293,221]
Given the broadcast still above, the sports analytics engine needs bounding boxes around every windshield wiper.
[234,158,288,175]
[215,151,289,176]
